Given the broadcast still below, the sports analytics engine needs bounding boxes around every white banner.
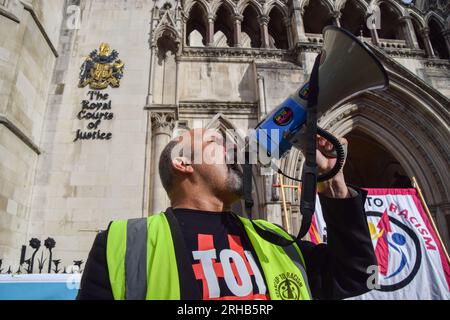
[309,189,450,300]
[0,274,81,300]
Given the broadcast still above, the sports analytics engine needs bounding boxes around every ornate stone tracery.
[144,0,450,246]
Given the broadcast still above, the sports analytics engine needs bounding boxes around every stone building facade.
[0,0,449,270]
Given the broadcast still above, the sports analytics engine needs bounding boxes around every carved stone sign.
[74,91,113,142]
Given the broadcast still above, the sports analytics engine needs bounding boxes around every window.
[268,6,289,49]
[303,0,333,34]
[241,4,261,48]
[186,2,208,47]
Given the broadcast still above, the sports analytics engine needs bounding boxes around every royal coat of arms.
[79,43,125,90]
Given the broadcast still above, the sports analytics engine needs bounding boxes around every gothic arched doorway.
[344,130,412,189]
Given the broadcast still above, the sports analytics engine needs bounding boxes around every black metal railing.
[0,237,84,275]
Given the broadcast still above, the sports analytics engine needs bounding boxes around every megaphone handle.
[316,128,347,182]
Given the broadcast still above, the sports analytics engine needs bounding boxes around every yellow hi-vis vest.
[106,212,312,300]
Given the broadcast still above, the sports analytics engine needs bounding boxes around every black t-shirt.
[77,188,377,300]
[172,208,269,300]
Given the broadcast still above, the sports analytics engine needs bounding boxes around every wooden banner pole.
[279,174,291,234]
[411,176,450,263]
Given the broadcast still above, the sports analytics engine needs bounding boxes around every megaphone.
[253,26,389,161]
[245,26,389,245]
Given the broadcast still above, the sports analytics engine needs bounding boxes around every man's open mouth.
[228,163,243,176]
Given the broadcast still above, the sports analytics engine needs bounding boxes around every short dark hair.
[159,139,181,194]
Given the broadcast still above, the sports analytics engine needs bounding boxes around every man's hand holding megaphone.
[316,135,350,199]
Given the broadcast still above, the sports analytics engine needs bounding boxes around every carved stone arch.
[153,25,181,51]
[408,9,427,29]
[328,99,449,246]
[264,0,289,17]
[322,98,447,200]
[408,10,427,50]
[373,0,407,17]
[266,1,290,49]
[329,108,437,195]
[336,0,368,11]
[426,11,449,59]
[300,0,335,13]
[183,0,211,16]
[303,0,335,34]
[185,0,210,46]
[340,0,372,36]
[211,0,237,16]
[212,1,236,47]
[237,0,264,16]
[240,0,263,48]
[206,113,242,136]
[375,0,407,40]
[424,10,446,28]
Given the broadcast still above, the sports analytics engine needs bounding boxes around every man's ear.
[172,157,194,174]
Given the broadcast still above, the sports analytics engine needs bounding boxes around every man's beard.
[226,166,244,197]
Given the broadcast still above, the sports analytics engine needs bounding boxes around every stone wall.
[27,0,153,267]
[0,0,65,267]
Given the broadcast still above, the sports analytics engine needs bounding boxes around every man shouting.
[77,128,376,300]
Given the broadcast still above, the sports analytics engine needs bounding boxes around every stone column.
[147,44,157,106]
[257,74,266,120]
[234,14,243,47]
[291,0,308,43]
[331,11,341,28]
[150,112,175,213]
[442,29,450,58]
[175,59,180,106]
[207,15,216,46]
[259,15,270,48]
[420,27,436,58]
[399,16,420,49]
[366,13,380,46]
[284,17,293,49]
[182,12,189,47]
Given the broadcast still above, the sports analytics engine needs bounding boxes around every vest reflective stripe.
[107,214,180,300]
[107,213,311,300]
[125,218,147,300]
